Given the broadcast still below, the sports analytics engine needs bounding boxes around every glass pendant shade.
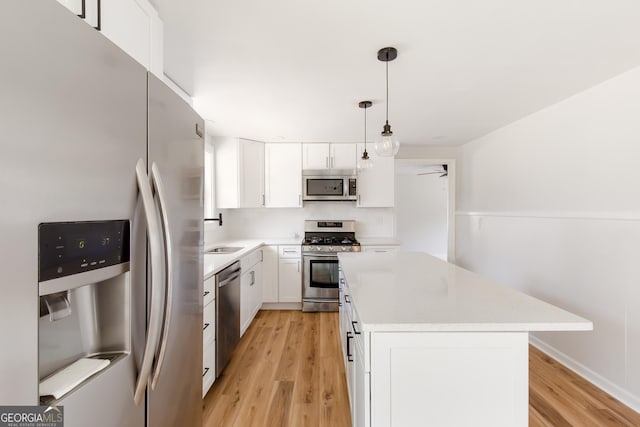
[375,122,400,157]
[358,150,373,169]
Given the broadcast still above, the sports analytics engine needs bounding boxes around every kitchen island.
[337,252,592,427]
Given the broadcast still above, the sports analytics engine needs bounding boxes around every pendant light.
[358,100,373,169]
[375,47,400,157]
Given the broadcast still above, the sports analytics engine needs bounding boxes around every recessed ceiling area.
[149,0,640,146]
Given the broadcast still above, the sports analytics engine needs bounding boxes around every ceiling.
[149,0,640,146]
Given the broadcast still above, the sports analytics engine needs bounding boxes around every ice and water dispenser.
[38,220,131,404]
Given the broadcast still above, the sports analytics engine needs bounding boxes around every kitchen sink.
[205,246,244,254]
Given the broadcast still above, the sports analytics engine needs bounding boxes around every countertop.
[202,237,400,279]
[338,252,593,333]
[357,237,401,246]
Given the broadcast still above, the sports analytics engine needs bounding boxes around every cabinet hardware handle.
[79,0,86,18]
[202,367,210,377]
[250,270,255,286]
[351,320,361,335]
[345,295,351,304]
[346,332,354,362]
[203,323,210,331]
[297,260,300,272]
[262,194,265,206]
[203,291,210,297]
[95,0,101,31]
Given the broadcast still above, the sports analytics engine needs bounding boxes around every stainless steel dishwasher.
[215,261,241,377]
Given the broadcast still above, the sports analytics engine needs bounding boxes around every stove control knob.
[341,246,348,252]
[329,246,334,251]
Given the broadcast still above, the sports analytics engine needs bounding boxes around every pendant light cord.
[364,104,367,150]
[385,59,389,122]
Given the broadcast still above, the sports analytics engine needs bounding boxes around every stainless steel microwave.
[302,170,357,201]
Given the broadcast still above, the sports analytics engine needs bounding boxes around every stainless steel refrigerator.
[0,2,203,426]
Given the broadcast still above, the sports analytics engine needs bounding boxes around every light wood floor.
[203,310,640,427]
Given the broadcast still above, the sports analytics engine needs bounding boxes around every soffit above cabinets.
[150,0,640,146]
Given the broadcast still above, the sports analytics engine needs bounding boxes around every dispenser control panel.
[39,220,130,282]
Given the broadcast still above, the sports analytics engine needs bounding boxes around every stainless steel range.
[302,220,361,312]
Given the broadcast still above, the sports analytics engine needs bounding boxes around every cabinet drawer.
[279,245,301,258]
[202,336,215,397]
[204,276,215,306]
[241,248,263,270]
[203,300,215,343]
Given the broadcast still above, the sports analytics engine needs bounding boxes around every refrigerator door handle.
[133,159,165,406]
[150,162,173,390]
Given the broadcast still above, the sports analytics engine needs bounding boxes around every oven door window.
[309,259,339,288]
[306,179,344,196]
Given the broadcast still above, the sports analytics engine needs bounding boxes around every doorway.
[394,159,456,261]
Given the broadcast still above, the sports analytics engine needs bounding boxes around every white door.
[331,143,357,169]
[265,143,302,207]
[240,139,265,207]
[278,258,302,302]
[303,143,330,169]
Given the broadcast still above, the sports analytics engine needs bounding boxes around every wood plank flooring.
[203,310,640,427]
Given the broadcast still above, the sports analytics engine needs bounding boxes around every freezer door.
[0,1,146,425]
[146,73,204,427]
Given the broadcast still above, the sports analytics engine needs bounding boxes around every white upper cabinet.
[302,143,357,170]
[356,143,395,207]
[215,137,265,209]
[265,143,302,208]
[57,0,163,76]
[303,143,330,169]
[331,144,357,169]
[241,139,265,207]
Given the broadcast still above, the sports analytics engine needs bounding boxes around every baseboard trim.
[529,336,640,413]
[261,302,302,311]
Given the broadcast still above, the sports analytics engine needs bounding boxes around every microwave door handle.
[133,159,165,406]
[150,162,173,390]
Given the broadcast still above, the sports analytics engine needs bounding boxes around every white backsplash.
[206,203,395,244]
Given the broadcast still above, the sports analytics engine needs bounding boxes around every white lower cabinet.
[278,258,301,302]
[202,279,215,397]
[261,245,279,303]
[340,274,528,427]
[240,249,263,336]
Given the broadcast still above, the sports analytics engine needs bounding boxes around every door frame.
[394,158,456,262]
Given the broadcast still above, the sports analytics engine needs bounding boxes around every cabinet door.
[240,270,252,336]
[278,258,302,302]
[251,263,263,318]
[354,344,369,427]
[214,137,240,208]
[356,143,395,207]
[240,139,265,207]
[262,246,279,302]
[265,143,302,207]
[331,143,357,170]
[303,143,330,169]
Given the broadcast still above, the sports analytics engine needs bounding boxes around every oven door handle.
[303,253,340,258]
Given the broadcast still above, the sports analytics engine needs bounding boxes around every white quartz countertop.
[203,238,301,279]
[337,252,593,333]
[357,237,401,246]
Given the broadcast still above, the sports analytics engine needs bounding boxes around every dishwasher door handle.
[219,272,241,287]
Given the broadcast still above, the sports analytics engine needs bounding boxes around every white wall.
[395,170,448,259]
[456,66,640,411]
